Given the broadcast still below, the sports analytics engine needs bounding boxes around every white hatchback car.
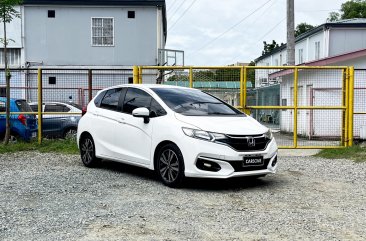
[77,84,278,187]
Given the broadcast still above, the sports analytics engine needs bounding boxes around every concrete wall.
[329,28,366,57]
[23,5,162,66]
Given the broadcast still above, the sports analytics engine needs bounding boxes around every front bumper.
[179,136,278,179]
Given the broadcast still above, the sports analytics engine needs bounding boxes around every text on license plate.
[243,156,264,166]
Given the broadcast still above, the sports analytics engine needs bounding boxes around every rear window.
[16,100,33,112]
[68,102,82,110]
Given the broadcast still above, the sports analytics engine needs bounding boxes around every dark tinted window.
[48,10,55,18]
[152,88,243,116]
[0,101,5,112]
[100,88,122,111]
[150,98,167,117]
[45,104,70,112]
[16,100,33,112]
[128,11,135,18]
[68,102,82,110]
[30,104,38,112]
[94,90,106,107]
[123,88,151,114]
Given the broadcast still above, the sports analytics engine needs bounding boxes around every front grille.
[228,158,271,172]
[217,135,271,152]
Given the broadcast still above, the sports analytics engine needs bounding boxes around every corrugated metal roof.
[163,81,253,89]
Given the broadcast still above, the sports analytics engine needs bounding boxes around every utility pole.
[287,0,295,66]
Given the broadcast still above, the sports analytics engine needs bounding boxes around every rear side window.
[123,88,151,114]
[16,100,33,112]
[0,102,5,112]
[94,90,106,107]
[45,104,70,112]
[100,88,123,111]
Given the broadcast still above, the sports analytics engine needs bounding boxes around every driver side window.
[122,88,166,117]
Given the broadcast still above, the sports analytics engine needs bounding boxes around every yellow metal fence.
[134,65,355,149]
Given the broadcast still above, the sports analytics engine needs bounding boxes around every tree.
[327,0,366,22]
[295,23,315,37]
[0,0,22,144]
[327,12,340,22]
[262,40,281,55]
[247,61,256,88]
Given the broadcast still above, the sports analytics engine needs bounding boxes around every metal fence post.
[88,69,92,103]
[242,66,250,115]
[293,67,298,148]
[348,66,354,146]
[37,68,43,144]
[133,66,139,84]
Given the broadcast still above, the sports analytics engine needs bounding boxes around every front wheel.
[156,143,185,188]
[80,134,100,167]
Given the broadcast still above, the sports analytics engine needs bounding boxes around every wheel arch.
[153,140,180,171]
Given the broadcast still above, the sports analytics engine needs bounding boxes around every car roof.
[103,84,196,91]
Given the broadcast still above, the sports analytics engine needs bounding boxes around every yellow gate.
[134,65,354,149]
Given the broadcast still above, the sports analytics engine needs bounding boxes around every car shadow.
[98,160,284,191]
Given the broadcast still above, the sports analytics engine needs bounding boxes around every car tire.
[79,134,100,167]
[156,143,185,188]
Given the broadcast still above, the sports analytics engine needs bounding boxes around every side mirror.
[132,107,150,123]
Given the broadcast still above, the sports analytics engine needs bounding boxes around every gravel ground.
[0,152,365,241]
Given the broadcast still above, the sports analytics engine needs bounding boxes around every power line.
[167,0,186,22]
[258,17,286,41]
[167,0,178,12]
[190,0,273,55]
[169,0,197,31]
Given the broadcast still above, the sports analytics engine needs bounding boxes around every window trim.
[90,17,115,47]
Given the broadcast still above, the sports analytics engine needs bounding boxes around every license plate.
[32,132,37,138]
[243,156,264,166]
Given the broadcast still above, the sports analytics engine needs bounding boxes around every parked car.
[77,85,278,187]
[29,102,82,138]
[0,97,37,141]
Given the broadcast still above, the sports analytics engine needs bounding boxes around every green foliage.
[262,40,281,55]
[327,11,340,22]
[0,138,79,155]
[247,61,255,87]
[295,23,316,37]
[316,145,366,162]
[327,0,366,22]
[0,0,22,23]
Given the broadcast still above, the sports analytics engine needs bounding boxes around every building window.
[49,77,56,85]
[280,54,282,66]
[128,11,135,19]
[0,48,21,66]
[315,41,320,60]
[298,49,304,64]
[48,10,55,18]
[91,18,114,46]
[274,59,279,66]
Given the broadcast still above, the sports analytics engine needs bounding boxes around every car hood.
[174,113,268,135]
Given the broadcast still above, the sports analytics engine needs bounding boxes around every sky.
[165,0,346,66]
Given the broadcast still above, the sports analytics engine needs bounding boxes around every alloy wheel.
[159,149,180,183]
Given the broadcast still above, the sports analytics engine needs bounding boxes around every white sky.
[165,0,346,66]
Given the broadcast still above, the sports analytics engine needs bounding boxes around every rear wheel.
[156,143,185,188]
[79,134,100,167]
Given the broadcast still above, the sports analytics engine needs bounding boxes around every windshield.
[151,88,244,116]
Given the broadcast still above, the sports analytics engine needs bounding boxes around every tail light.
[82,106,87,116]
[18,114,27,126]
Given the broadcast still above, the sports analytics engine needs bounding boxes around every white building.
[254,19,366,139]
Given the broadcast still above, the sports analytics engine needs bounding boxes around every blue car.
[0,97,38,141]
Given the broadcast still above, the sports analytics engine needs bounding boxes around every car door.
[116,87,158,165]
[44,104,70,136]
[93,87,126,160]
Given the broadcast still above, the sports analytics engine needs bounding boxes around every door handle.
[118,118,125,124]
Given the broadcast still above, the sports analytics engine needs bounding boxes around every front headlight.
[182,127,227,142]
[263,129,273,140]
